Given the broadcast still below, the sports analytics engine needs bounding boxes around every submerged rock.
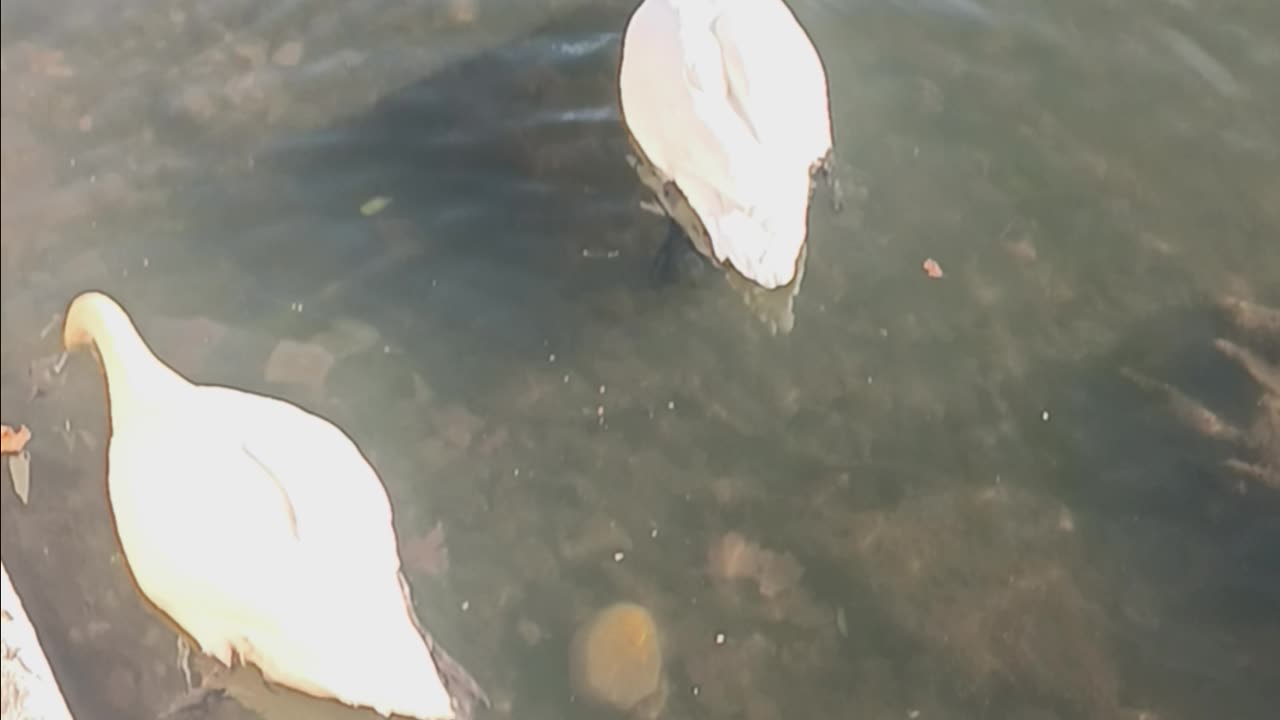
[822,485,1120,717]
[569,602,666,717]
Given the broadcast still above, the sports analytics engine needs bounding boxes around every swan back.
[619,0,834,289]
[62,290,474,719]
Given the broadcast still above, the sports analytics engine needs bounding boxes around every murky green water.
[2,1,1277,719]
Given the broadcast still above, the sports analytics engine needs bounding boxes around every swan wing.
[184,388,459,717]
[106,421,308,665]
[218,388,403,577]
[710,5,833,159]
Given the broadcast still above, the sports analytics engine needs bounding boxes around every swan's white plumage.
[620,0,834,289]
[63,291,470,720]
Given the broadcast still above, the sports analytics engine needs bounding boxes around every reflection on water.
[2,0,1277,719]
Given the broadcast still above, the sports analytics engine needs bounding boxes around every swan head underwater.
[619,0,837,292]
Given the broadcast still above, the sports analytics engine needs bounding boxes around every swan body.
[62,291,486,720]
[619,0,835,289]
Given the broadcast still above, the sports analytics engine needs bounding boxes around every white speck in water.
[89,174,96,184]
[548,353,556,363]
[513,468,520,477]
[691,686,701,697]
[461,600,470,611]
[908,710,921,719]
[598,385,606,395]
[596,405,605,417]
[563,374,570,383]
[431,279,437,287]
[667,400,675,410]
[867,376,873,384]
[650,527,659,539]
[835,606,848,638]
[383,345,391,353]
[1041,410,1050,421]
[879,327,889,337]
[714,632,725,645]
[142,257,149,268]
[613,551,625,563]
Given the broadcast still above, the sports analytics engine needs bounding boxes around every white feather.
[63,291,469,720]
[620,0,834,289]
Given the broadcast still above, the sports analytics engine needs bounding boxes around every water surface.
[2,1,1277,719]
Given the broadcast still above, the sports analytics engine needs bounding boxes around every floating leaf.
[1,424,31,454]
[360,196,393,217]
[271,41,304,67]
[9,451,31,504]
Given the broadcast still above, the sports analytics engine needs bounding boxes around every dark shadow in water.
[164,1,695,411]
[1010,293,1280,719]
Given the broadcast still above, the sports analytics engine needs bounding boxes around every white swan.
[619,0,836,290]
[62,291,487,720]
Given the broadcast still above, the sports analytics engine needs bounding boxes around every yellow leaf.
[360,196,393,217]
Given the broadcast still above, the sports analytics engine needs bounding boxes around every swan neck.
[89,311,186,425]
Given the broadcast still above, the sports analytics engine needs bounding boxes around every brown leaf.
[403,522,450,577]
[271,41,304,67]
[1,425,32,455]
[264,339,335,393]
